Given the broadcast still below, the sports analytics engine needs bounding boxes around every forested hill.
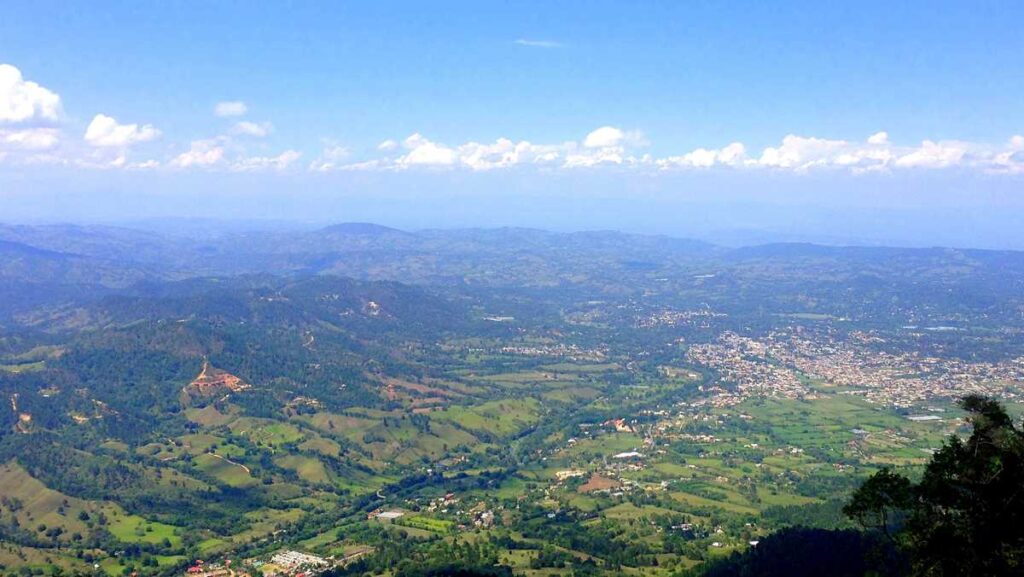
[3,222,1024,343]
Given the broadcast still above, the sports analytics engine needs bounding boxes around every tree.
[844,468,912,539]
[846,395,1024,576]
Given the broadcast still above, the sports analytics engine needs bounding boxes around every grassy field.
[228,418,305,448]
[192,453,257,488]
[396,515,454,534]
[108,515,182,546]
[298,435,342,458]
[185,405,237,427]
[0,360,44,373]
[434,398,543,437]
[274,454,331,484]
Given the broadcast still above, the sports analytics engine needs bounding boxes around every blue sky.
[1,1,1023,247]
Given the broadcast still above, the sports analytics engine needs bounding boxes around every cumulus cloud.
[233,150,302,171]
[309,143,351,172]
[658,142,746,169]
[867,131,889,145]
[0,127,60,150]
[397,133,457,167]
[563,147,626,168]
[893,140,968,169]
[232,120,272,137]
[457,139,567,170]
[214,101,248,117]
[553,126,650,167]
[583,126,625,148]
[757,135,849,170]
[368,129,1023,174]
[84,114,160,147]
[0,64,62,123]
[94,124,1022,175]
[170,139,225,168]
[386,133,580,170]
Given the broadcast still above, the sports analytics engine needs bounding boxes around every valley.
[0,224,1022,576]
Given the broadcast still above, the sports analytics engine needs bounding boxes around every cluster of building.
[683,330,1024,408]
[426,492,460,513]
[636,307,727,329]
[762,331,1024,407]
[234,550,335,577]
[185,560,239,577]
[498,343,607,362]
[367,508,406,520]
[687,333,808,406]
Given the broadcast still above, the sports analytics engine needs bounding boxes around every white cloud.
[128,159,160,170]
[580,125,647,151]
[986,135,1024,174]
[559,126,648,167]
[84,114,160,147]
[0,127,60,150]
[893,140,968,169]
[170,139,225,168]
[658,142,747,169]
[513,39,562,48]
[222,127,1024,175]
[397,133,457,167]
[214,101,248,117]
[583,126,625,148]
[309,143,351,172]
[457,138,567,170]
[564,147,626,168]
[232,120,272,137]
[233,150,302,171]
[758,135,849,170]
[748,133,901,172]
[867,131,889,145]
[0,64,61,124]
[387,133,578,170]
[334,159,386,171]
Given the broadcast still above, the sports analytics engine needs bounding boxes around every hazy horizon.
[4,209,1024,253]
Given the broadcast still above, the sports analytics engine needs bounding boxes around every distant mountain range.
[2,222,1024,330]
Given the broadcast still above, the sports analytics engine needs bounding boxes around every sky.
[1,1,1023,248]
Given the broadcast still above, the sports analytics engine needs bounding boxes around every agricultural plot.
[433,398,543,437]
[274,454,331,484]
[396,515,455,534]
[192,452,256,488]
[228,418,305,448]
[107,515,181,546]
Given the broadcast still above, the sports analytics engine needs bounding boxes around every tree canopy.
[845,394,1024,576]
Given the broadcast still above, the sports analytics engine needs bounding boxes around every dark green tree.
[846,395,1024,576]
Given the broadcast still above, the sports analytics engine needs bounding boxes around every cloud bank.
[1,62,1023,176]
